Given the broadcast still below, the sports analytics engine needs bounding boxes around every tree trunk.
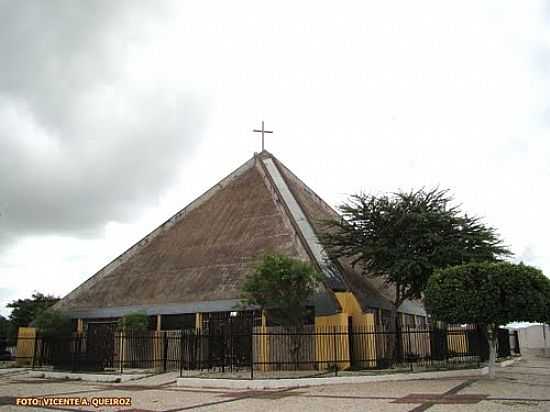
[487,323,497,379]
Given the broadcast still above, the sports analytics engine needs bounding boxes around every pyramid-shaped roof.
[56,151,425,319]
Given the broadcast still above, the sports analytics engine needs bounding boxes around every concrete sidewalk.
[0,354,547,411]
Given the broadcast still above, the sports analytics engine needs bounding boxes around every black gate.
[497,328,511,358]
[194,311,255,371]
[430,327,448,361]
[36,336,75,370]
[86,322,116,369]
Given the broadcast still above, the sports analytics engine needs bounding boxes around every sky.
[0,1,549,317]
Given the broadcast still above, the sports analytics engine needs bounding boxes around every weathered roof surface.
[56,151,425,318]
[56,154,341,318]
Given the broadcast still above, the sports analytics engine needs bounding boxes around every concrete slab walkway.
[0,353,548,411]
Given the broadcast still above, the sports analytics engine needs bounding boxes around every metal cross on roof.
[252,120,273,152]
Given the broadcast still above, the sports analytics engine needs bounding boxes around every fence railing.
[6,325,517,379]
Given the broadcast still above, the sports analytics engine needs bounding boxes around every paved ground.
[1,354,549,411]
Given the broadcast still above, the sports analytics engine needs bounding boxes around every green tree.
[0,315,11,337]
[33,309,72,337]
[425,261,550,378]
[242,254,322,368]
[320,188,511,319]
[241,254,322,327]
[7,292,59,337]
[118,312,149,333]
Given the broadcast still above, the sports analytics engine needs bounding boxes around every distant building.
[54,151,426,335]
[511,324,550,354]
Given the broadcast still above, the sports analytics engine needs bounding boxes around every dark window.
[161,314,196,331]
[265,306,315,327]
[84,318,119,332]
[202,311,258,330]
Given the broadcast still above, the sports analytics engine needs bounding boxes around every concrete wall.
[514,324,550,350]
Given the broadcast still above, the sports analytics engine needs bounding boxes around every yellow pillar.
[16,327,37,367]
[258,311,269,371]
[314,314,349,370]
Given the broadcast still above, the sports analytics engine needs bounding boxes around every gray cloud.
[0,1,204,245]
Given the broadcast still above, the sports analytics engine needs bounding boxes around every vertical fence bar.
[71,336,76,372]
[250,327,254,380]
[348,323,354,369]
[31,334,38,370]
[332,326,338,377]
[407,326,412,371]
[179,330,184,377]
[162,331,168,373]
[78,335,82,372]
[221,326,225,374]
[230,324,234,373]
[120,333,124,374]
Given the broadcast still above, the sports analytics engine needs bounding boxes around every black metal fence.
[7,325,517,379]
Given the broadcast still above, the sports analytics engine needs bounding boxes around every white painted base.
[498,356,522,367]
[176,367,489,390]
[27,371,148,383]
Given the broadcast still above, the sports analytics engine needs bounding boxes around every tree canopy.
[425,261,550,325]
[6,292,60,336]
[424,261,550,377]
[33,309,72,337]
[118,312,149,333]
[320,188,511,309]
[241,254,322,327]
[0,315,11,338]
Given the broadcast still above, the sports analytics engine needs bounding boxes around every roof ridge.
[258,156,348,291]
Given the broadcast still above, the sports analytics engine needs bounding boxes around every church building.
[55,151,426,334]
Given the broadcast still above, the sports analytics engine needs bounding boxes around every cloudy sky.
[1,1,549,317]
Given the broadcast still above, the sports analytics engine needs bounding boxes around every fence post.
[407,326,412,371]
[179,330,184,377]
[77,335,82,372]
[230,322,234,372]
[250,326,254,380]
[120,333,124,374]
[348,322,354,369]
[31,333,38,370]
[163,331,168,373]
[71,336,76,372]
[332,326,338,377]
[221,326,225,374]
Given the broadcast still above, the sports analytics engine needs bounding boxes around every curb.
[176,367,489,390]
[0,368,29,376]
[27,371,149,383]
